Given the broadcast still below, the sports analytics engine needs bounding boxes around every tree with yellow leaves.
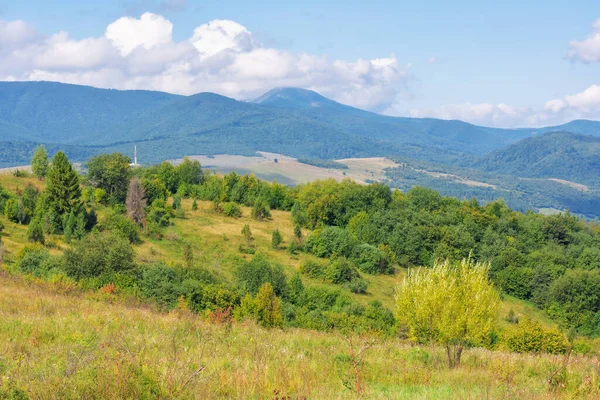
[396,258,499,368]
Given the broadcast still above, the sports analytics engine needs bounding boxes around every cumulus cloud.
[0,14,412,112]
[105,12,172,56]
[567,19,600,63]
[398,84,600,128]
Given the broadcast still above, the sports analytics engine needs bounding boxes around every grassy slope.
[3,174,593,398]
[0,174,557,322]
[1,274,598,399]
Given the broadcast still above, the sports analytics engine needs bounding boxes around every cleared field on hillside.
[173,152,399,185]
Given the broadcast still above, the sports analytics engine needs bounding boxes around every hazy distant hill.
[474,131,600,187]
[0,82,546,165]
[0,81,599,181]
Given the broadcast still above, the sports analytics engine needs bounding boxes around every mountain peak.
[252,87,340,110]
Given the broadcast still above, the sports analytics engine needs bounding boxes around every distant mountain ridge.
[0,81,599,169]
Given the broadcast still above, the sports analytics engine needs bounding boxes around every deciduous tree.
[396,258,499,368]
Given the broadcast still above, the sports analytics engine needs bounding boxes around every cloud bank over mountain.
[0,13,411,114]
[1,12,599,128]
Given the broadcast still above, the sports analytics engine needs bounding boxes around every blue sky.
[1,0,600,127]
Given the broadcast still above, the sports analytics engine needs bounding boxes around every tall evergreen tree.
[45,151,81,231]
[31,145,49,179]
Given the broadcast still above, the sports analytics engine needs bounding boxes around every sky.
[1,0,600,127]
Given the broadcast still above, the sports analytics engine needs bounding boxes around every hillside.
[0,167,598,399]
[4,81,600,167]
[474,131,600,187]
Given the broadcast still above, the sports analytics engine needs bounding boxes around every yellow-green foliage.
[504,318,569,355]
[237,282,284,328]
[396,258,500,367]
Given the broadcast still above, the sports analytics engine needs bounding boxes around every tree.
[86,153,131,204]
[192,199,198,211]
[271,229,283,249]
[45,151,81,230]
[396,258,499,368]
[126,178,146,225]
[294,223,303,243]
[238,282,284,328]
[254,282,284,328]
[176,157,204,185]
[241,224,253,246]
[251,197,271,221]
[27,217,45,244]
[31,145,49,179]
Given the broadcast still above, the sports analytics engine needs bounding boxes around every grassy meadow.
[2,273,600,399]
[1,172,600,399]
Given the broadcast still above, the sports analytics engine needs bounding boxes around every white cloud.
[0,14,412,112]
[399,84,600,128]
[567,19,600,63]
[0,19,38,50]
[105,12,173,56]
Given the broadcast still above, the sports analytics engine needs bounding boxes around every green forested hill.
[0,81,570,166]
[474,131,600,186]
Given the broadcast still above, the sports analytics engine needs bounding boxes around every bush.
[98,211,140,244]
[222,202,242,217]
[271,229,283,249]
[138,263,183,310]
[251,197,271,221]
[15,244,49,275]
[299,260,325,279]
[238,244,256,254]
[236,282,284,328]
[234,253,287,297]
[305,227,356,258]
[62,232,135,280]
[350,243,392,274]
[26,217,45,244]
[324,257,359,284]
[504,318,568,354]
[347,278,368,294]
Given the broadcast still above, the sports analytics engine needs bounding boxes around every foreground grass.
[1,274,599,399]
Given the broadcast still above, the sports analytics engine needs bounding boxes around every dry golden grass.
[1,273,600,399]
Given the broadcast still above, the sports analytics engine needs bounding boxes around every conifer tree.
[45,151,81,231]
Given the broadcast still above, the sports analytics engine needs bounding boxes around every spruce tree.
[45,151,81,231]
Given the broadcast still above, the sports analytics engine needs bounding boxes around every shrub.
[504,318,568,354]
[222,202,242,217]
[234,254,287,297]
[305,227,356,258]
[347,278,368,294]
[324,258,359,284]
[288,240,299,255]
[98,211,140,244]
[26,217,45,244]
[396,258,500,368]
[251,197,271,221]
[237,282,283,328]
[350,243,392,274]
[299,260,325,279]
[16,244,49,275]
[62,232,135,280]
[238,244,256,254]
[271,229,283,249]
[138,263,182,310]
